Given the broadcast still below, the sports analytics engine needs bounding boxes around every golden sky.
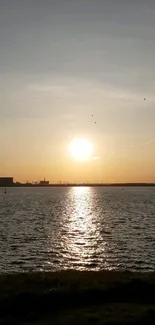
[1,1,155,183]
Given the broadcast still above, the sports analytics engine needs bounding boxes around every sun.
[69,138,93,161]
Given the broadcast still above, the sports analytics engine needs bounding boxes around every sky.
[0,0,155,183]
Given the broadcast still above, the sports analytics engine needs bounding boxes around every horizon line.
[1,182,155,187]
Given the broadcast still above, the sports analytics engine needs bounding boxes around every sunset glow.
[1,1,155,183]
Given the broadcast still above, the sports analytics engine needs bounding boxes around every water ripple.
[0,186,155,273]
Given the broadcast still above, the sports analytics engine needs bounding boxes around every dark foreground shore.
[0,271,155,324]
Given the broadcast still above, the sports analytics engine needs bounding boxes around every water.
[0,186,155,273]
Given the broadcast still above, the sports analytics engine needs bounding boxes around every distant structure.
[39,178,49,185]
[0,177,14,187]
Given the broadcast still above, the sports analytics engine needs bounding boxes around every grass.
[0,271,155,324]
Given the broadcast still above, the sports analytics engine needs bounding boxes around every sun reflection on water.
[45,187,114,271]
[62,187,105,270]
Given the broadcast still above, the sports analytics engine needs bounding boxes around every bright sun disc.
[69,138,93,161]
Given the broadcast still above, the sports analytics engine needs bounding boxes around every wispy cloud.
[109,137,155,158]
[143,139,155,146]
[91,156,100,161]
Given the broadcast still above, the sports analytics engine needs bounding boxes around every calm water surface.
[0,186,155,273]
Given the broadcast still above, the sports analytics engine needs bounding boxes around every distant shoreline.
[1,183,155,187]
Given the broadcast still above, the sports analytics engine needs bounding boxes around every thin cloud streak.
[109,137,155,158]
[91,156,100,161]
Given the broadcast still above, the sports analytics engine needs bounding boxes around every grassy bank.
[0,271,155,324]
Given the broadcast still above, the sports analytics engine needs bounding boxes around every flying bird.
[91,114,96,124]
